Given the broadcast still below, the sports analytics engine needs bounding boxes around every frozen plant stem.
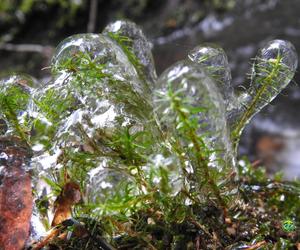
[231,55,284,150]
[169,88,227,209]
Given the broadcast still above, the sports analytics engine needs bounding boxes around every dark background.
[1,0,300,179]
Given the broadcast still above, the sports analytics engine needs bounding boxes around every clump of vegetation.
[0,20,299,250]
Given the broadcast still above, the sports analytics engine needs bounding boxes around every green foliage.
[158,83,226,207]
[1,30,298,248]
[35,88,76,124]
[0,83,31,140]
[239,158,300,221]
[53,49,151,120]
[232,54,293,147]
[107,32,148,85]
[109,128,151,164]
[0,0,82,15]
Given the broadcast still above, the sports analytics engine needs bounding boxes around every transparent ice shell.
[188,41,297,153]
[188,44,233,103]
[0,73,36,136]
[153,59,236,188]
[103,20,157,87]
[230,40,298,142]
[30,32,159,205]
[1,23,297,215]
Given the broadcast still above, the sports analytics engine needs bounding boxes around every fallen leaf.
[51,181,81,227]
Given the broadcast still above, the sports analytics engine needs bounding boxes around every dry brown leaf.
[51,181,81,227]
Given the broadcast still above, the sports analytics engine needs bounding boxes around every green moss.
[1,32,298,249]
[0,83,31,141]
[39,41,298,247]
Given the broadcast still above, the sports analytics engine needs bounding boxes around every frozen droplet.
[86,157,138,208]
[249,39,297,105]
[30,39,157,185]
[52,33,134,75]
[256,40,298,73]
[153,60,236,195]
[229,40,298,143]
[103,20,157,87]
[188,44,234,103]
[51,33,149,98]
[49,34,155,142]
[143,153,183,196]
[0,74,35,108]
[55,99,148,153]
[226,88,251,133]
[187,45,240,130]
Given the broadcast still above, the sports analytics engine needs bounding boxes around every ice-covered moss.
[0,20,298,249]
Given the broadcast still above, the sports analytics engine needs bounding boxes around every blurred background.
[1,0,300,180]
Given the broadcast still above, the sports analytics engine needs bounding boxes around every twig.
[188,218,212,238]
[245,240,267,250]
[0,43,53,57]
[195,235,201,250]
[31,227,63,250]
[87,0,98,33]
